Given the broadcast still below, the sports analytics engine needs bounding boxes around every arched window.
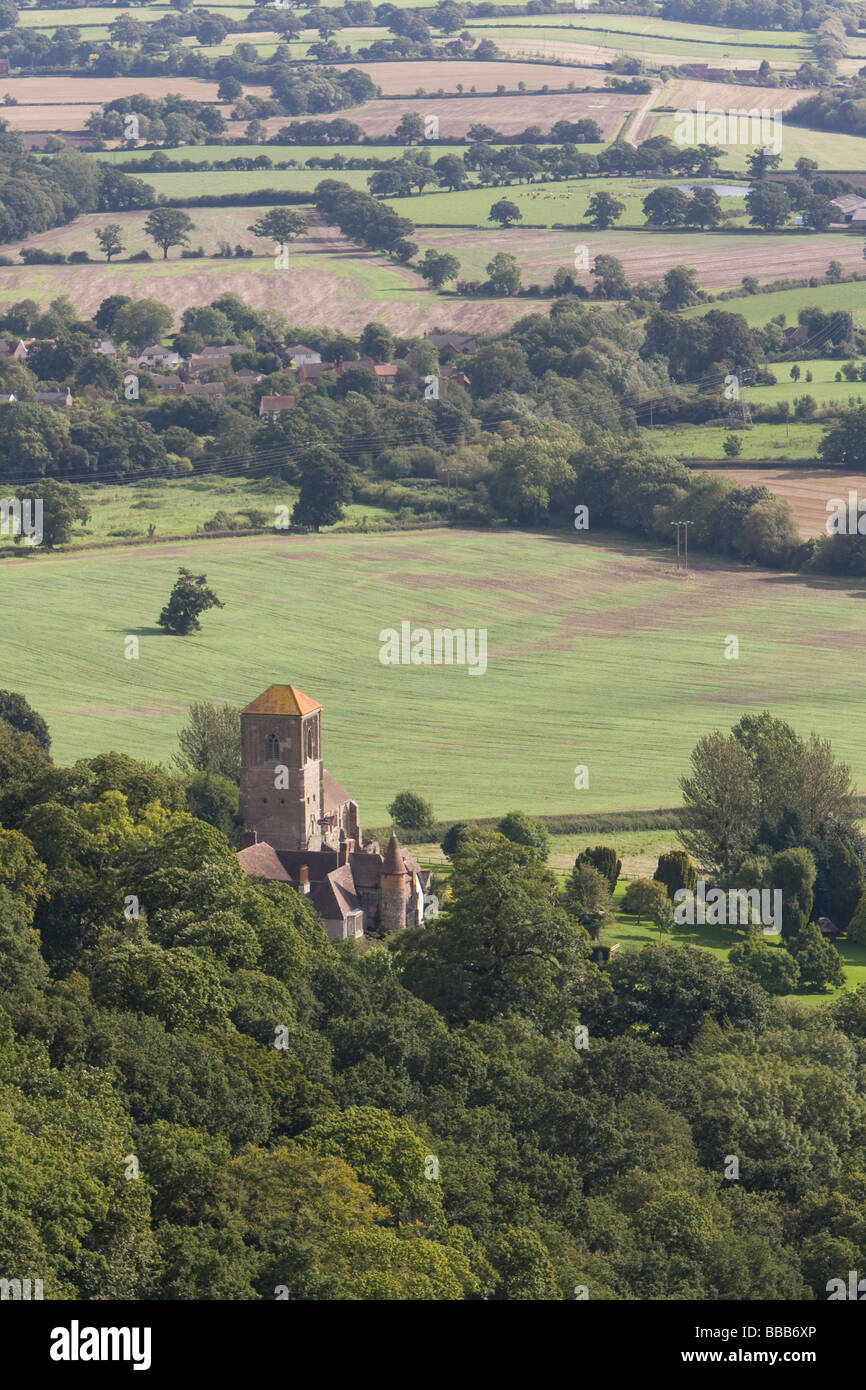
[266,734,279,761]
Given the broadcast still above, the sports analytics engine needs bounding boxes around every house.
[0,339,27,360]
[295,356,376,385]
[36,389,72,407]
[259,393,295,418]
[425,332,477,357]
[198,344,238,359]
[783,325,808,346]
[818,916,841,939]
[182,380,226,399]
[235,682,433,941]
[0,393,15,404]
[234,368,264,384]
[138,345,181,369]
[94,337,118,358]
[150,374,184,396]
[440,364,471,389]
[286,343,322,367]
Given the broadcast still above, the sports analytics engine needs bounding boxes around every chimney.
[298,864,310,895]
[240,829,258,848]
[339,840,350,867]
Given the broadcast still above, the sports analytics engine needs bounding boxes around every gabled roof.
[323,768,353,812]
[242,683,322,716]
[237,841,291,880]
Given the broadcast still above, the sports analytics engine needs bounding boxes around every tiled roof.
[323,768,352,812]
[242,684,322,716]
[237,841,291,880]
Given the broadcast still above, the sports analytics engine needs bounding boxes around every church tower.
[239,684,324,851]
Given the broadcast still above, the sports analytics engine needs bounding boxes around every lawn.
[5,528,866,825]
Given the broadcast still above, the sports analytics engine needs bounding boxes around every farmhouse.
[36,389,73,408]
[235,682,433,941]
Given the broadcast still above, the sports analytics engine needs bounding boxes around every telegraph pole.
[671,520,693,571]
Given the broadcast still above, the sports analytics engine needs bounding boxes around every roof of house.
[831,194,866,213]
[199,345,237,358]
[382,832,408,877]
[242,683,322,716]
[237,841,291,880]
[0,393,15,403]
[287,343,320,356]
[310,863,361,922]
[426,332,476,351]
[36,389,71,403]
[182,381,226,397]
[260,393,295,411]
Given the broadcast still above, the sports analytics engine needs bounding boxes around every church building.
[236,683,432,941]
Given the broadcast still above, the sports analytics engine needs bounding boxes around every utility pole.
[671,519,693,570]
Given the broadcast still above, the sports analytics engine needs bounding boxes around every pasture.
[4,528,866,824]
[645,423,825,464]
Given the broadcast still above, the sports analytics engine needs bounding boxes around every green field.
[467,16,812,64]
[88,144,473,166]
[142,168,373,197]
[471,13,814,50]
[66,476,394,548]
[643,421,825,460]
[689,279,866,327]
[651,115,866,174]
[4,527,866,824]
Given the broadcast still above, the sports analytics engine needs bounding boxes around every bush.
[67,251,91,264]
[847,891,866,945]
[564,862,611,939]
[440,821,477,858]
[728,936,800,994]
[128,250,153,262]
[387,790,435,838]
[789,921,845,991]
[496,810,549,860]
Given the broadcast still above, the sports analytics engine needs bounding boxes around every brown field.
[659,79,817,113]
[328,59,599,94]
[0,74,231,134]
[0,208,534,336]
[702,466,865,539]
[419,224,866,291]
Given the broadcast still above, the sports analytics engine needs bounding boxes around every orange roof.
[242,684,322,716]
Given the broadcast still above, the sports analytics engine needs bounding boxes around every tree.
[575,845,621,890]
[592,253,629,299]
[158,568,224,635]
[111,299,173,352]
[432,155,466,191]
[23,479,89,549]
[144,208,195,259]
[248,208,307,244]
[0,691,50,754]
[94,223,124,263]
[496,810,549,860]
[723,433,743,457]
[394,112,424,143]
[359,321,395,364]
[418,250,460,289]
[847,891,866,946]
[174,701,241,782]
[728,936,800,995]
[94,294,131,332]
[745,183,791,231]
[564,862,611,939]
[387,791,435,837]
[586,192,624,229]
[653,850,696,901]
[642,187,689,227]
[485,252,521,296]
[686,186,722,229]
[789,921,844,991]
[291,448,352,531]
[770,848,816,938]
[660,265,699,310]
[679,731,759,875]
[622,877,668,925]
[489,198,522,228]
[746,148,782,181]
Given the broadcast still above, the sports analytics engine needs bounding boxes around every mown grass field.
[4,528,866,825]
[467,16,813,65]
[88,144,473,166]
[650,115,866,174]
[689,279,866,327]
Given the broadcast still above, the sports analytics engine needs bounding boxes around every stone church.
[236,683,432,941]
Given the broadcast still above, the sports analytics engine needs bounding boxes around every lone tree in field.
[489,198,522,228]
[174,700,241,781]
[158,567,224,635]
[418,249,461,289]
[388,791,435,837]
[586,192,624,229]
[248,208,307,245]
[291,448,352,531]
[95,223,125,263]
[144,207,195,259]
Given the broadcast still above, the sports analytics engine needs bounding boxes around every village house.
[150,374,185,396]
[138,345,181,370]
[425,331,477,357]
[234,368,264,384]
[235,683,433,941]
[93,338,118,358]
[286,343,322,367]
[0,393,15,404]
[182,380,226,399]
[0,339,28,360]
[259,393,296,418]
[36,388,73,408]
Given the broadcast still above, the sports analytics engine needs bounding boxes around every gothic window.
[266,734,279,761]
